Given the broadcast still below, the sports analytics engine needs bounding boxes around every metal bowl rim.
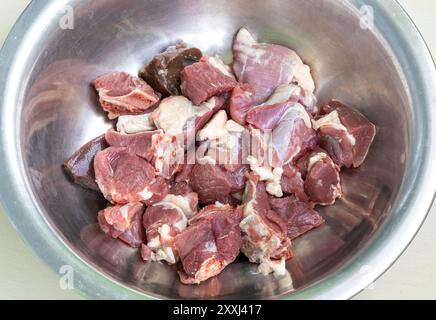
[0,0,435,299]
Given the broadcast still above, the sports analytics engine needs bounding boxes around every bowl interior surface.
[17,0,412,299]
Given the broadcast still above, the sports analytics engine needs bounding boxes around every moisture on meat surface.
[98,202,145,248]
[140,43,203,97]
[94,72,161,119]
[64,134,108,191]
[314,100,376,168]
[175,204,243,284]
[94,147,168,205]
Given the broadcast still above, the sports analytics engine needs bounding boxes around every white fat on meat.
[197,110,245,142]
[240,178,288,266]
[152,133,184,179]
[265,167,284,198]
[246,156,283,197]
[137,185,153,201]
[279,103,312,128]
[189,255,222,284]
[235,28,268,65]
[262,84,303,105]
[257,257,287,277]
[207,56,236,78]
[307,152,327,172]
[313,110,356,145]
[293,63,316,93]
[146,193,198,264]
[116,113,156,134]
[160,194,196,220]
[152,96,217,135]
[196,110,229,141]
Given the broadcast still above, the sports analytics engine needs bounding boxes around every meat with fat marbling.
[94,147,168,205]
[98,202,145,248]
[94,72,161,119]
[232,28,315,105]
[314,100,376,168]
[268,196,324,240]
[175,204,242,284]
[181,56,237,105]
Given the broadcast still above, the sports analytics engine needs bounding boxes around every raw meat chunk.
[93,72,161,119]
[97,202,145,248]
[140,43,203,96]
[94,147,168,205]
[116,113,156,134]
[296,148,342,205]
[196,110,248,167]
[268,196,324,240]
[143,192,198,264]
[261,83,318,116]
[189,164,248,205]
[105,129,159,161]
[314,100,376,168]
[280,163,308,202]
[64,134,108,191]
[229,84,255,125]
[175,204,242,284]
[246,156,284,198]
[240,173,292,275]
[247,102,316,167]
[232,28,315,105]
[151,95,225,136]
[150,132,185,179]
[181,56,237,105]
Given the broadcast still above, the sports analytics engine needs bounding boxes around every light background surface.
[0,0,434,300]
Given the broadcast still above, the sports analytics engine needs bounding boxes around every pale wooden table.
[0,0,434,300]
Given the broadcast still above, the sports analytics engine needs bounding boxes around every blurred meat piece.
[64,134,108,191]
[142,192,198,264]
[296,148,342,205]
[229,84,255,125]
[116,113,156,134]
[268,196,324,240]
[151,95,225,135]
[189,164,248,205]
[247,101,316,167]
[175,204,242,284]
[240,173,292,275]
[150,132,185,179]
[98,202,145,248]
[261,83,318,116]
[181,56,237,105]
[314,100,376,168]
[94,147,168,205]
[105,129,159,161]
[280,163,308,202]
[140,43,203,96]
[232,28,315,105]
[94,72,161,119]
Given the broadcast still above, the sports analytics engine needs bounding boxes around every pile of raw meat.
[64,28,376,284]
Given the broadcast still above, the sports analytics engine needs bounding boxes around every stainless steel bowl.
[0,0,435,299]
